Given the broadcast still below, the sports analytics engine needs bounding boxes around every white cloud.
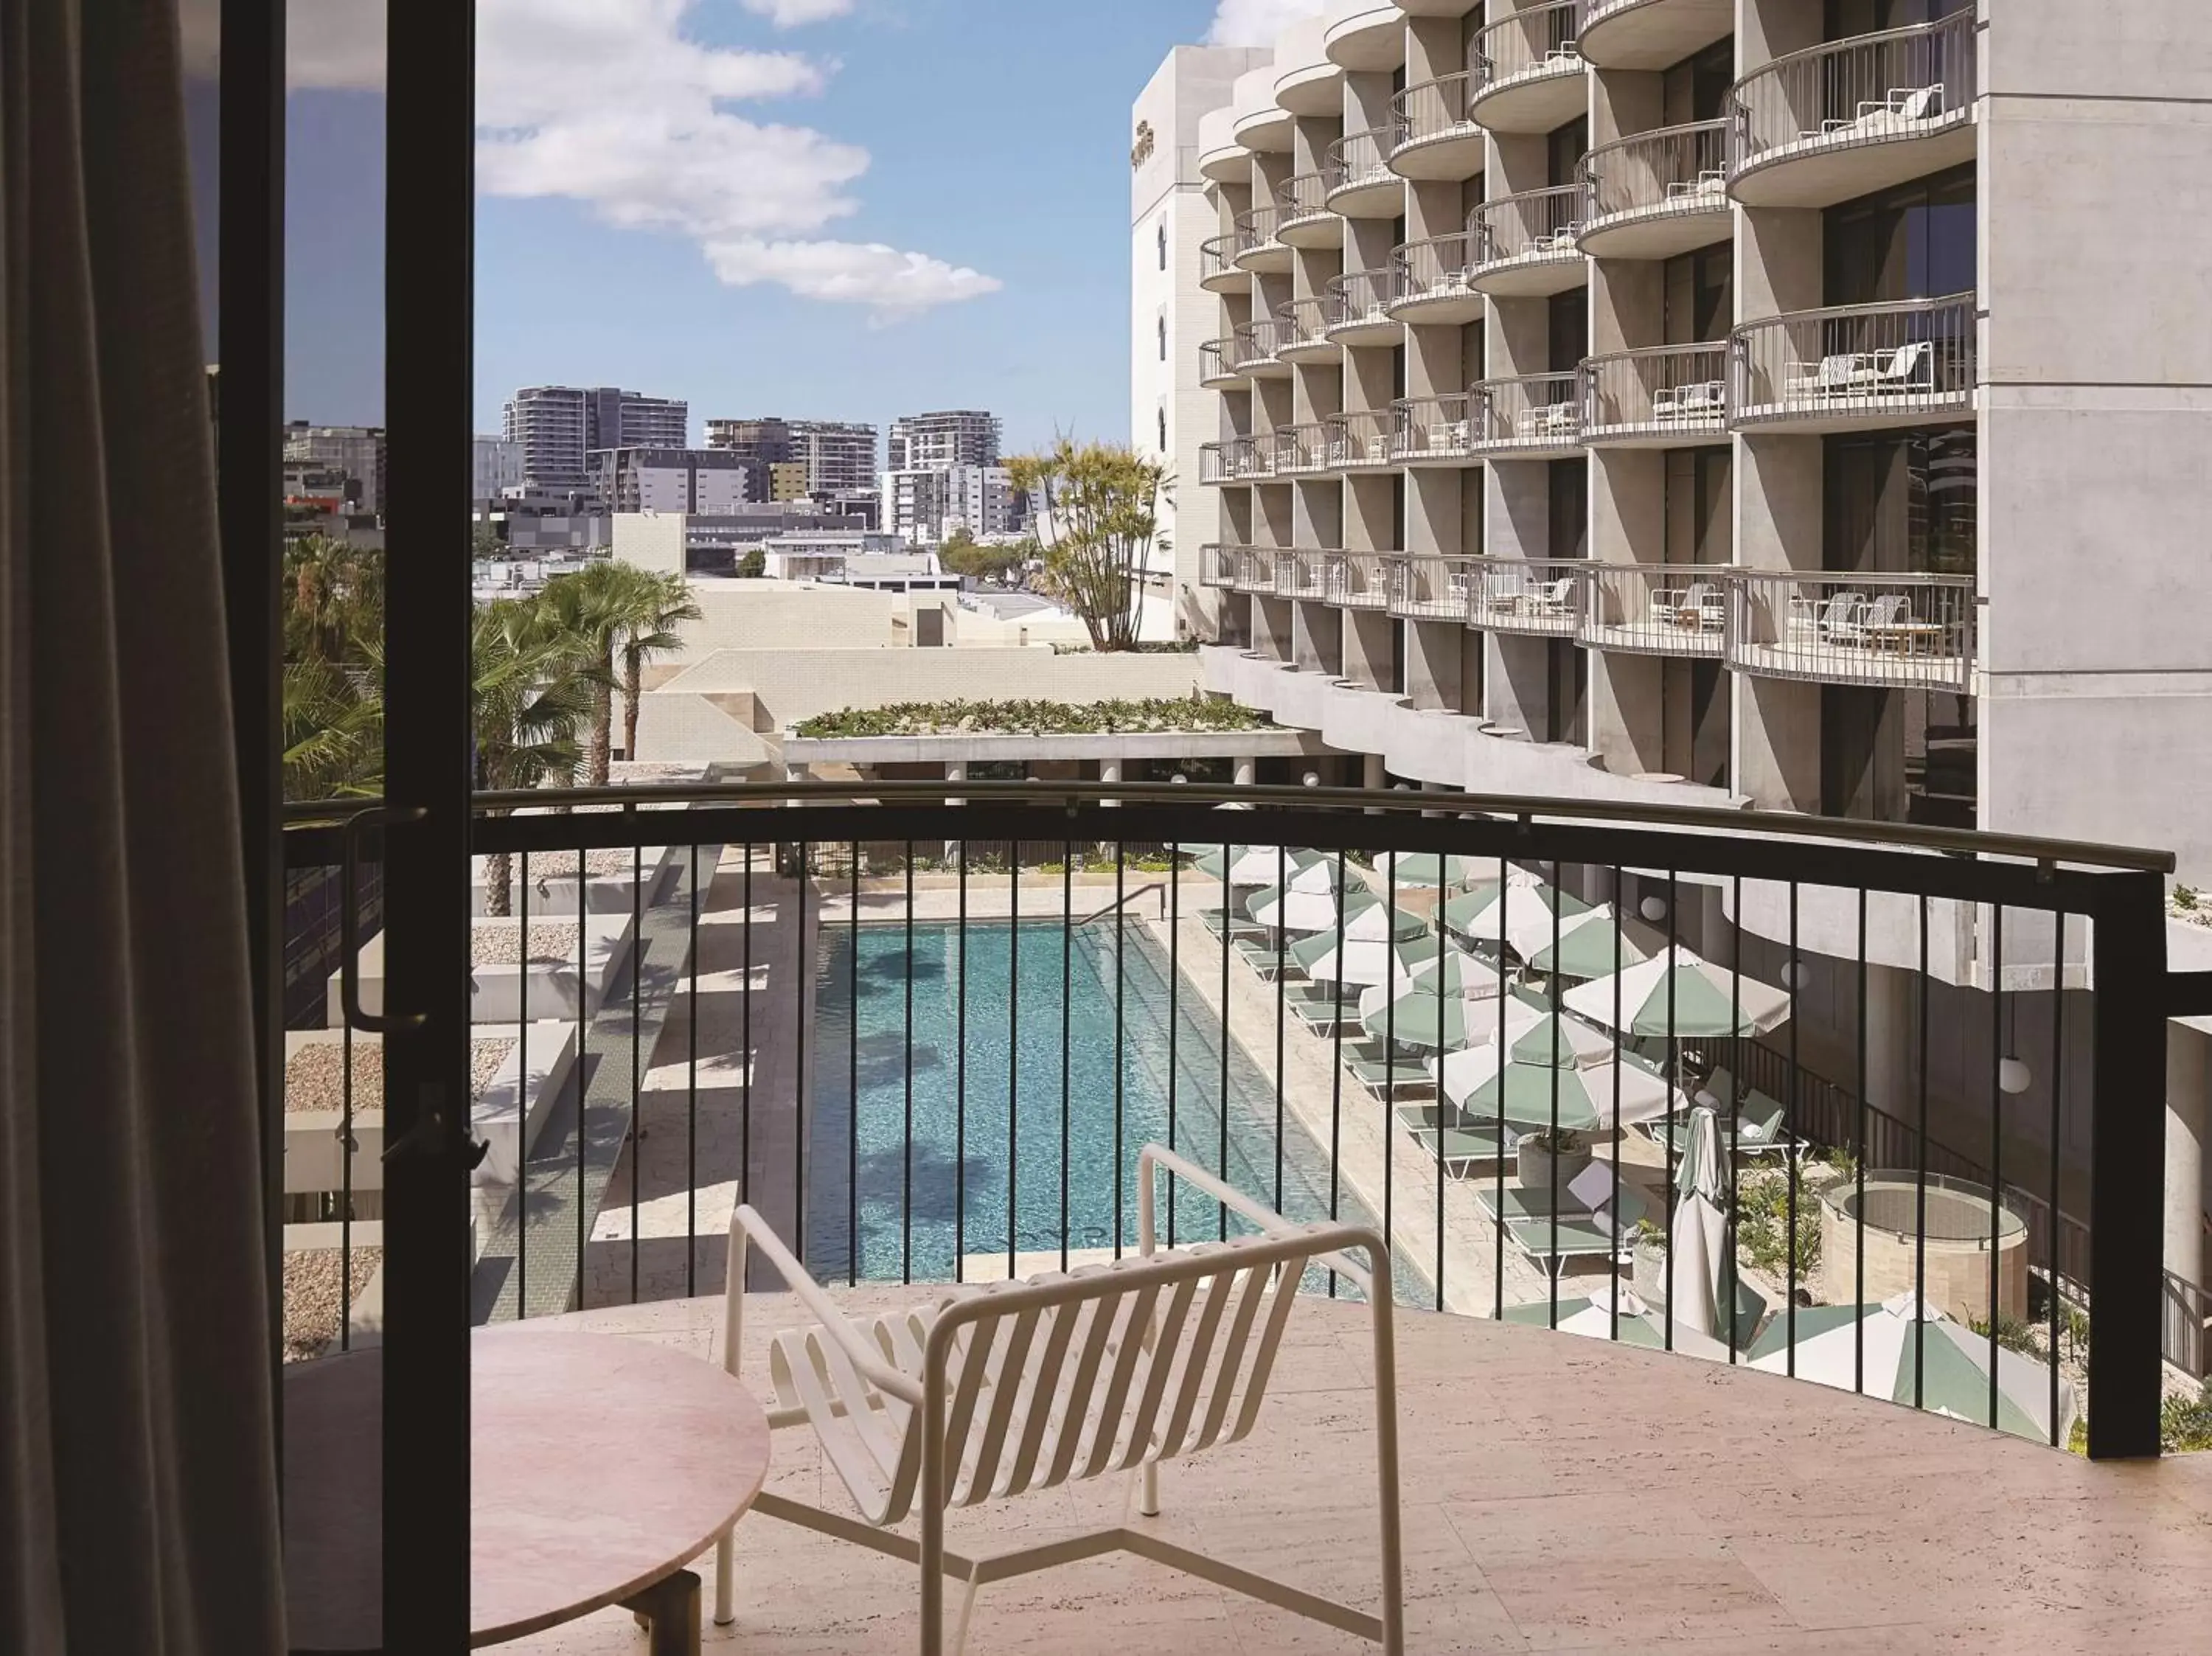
[1205,0,1326,47]
[289,0,389,91]
[740,0,855,25]
[705,237,1000,319]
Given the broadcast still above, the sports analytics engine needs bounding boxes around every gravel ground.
[285,1042,383,1113]
[471,921,581,968]
[2170,895,2212,930]
[471,1037,516,1095]
[282,1247,381,1363]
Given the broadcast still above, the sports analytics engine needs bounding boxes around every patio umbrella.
[1563,947,1792,1040]
[1248,879,1427,940]
[1373,851,1486,889]
[1505,1285,1752,1361]
[1290,928,1450,989]
[1669,1105,1730,1341]
[1521,907,1652,981]
[1444,880,1595,958]
[1747,1293,2076,1444]
[1184,843,1326,887]
[1432,1041,1678,1133]
[1356,953,1515,1051]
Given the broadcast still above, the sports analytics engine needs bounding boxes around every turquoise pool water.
[810,916,1423,1298]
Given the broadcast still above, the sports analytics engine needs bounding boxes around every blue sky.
[237,0,1325,455]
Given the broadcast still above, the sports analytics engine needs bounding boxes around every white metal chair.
[712,1145,1405,1655]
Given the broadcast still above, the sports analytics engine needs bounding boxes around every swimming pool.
[809,916,1423,1299]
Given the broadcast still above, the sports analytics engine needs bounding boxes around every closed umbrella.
[1669,1105,1729,1340]
[1522,907,1651,981]
[1563,946,1791,1039]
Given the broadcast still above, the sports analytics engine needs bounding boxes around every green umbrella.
[1290,928,1446,987]
[1374,851,1486,888]
[1436,1046,1679,1133]
[1523,908,1650,981]
[1248,880,1427,939]
[1186,844,1324,886]
[1442,879,1593,956]
[1563,947,1791,1039]
[1356,952,1515,1050]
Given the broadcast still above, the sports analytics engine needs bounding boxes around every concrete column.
[1100,759,1121,808]
[1234,757,1258,787]
[943,759,964,806]
[1863,964,1917,1125]
[2167,1026,2208,1295]
[1363,753,1386,790]
[785,761,807,808]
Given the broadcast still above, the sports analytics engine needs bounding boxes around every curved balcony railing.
[1276,297,1336,356]
[1580,342,1729,441]
[1325,127,1398,206]
[1390,394,1474,464]
[1731,294,1975,428]
[1200,234,1245,290]
[1274,422,1334,476]
[1281,547,1337,600]
[1229,317,1292,374]
[1386,553,1475,622]
[1729,569,1976,693]
[1472,1,1587,116]
[1233,204,1287,265]
[1199,336,1243,387]
[1472,373,1582,453]
[1326,408,1395,470]
[1197,541,1242,586]
[1325,269,1399,339]
[1578,119,1728,235]
[1330,549,1396,608]
[1579,563,1731,656]
[1198,437,1264,485]
[1469,557,1588,638]
[1731,13,1977,189]
[1391,234,1478,312]
[1231,543,1281,594]
[1471,186,1588,284]
[1389,73,1479,166]
[1279,170,1335,223]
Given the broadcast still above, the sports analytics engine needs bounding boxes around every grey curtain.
[0,1,285,1652]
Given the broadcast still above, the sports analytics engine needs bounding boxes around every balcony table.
[282,1326,771,1654]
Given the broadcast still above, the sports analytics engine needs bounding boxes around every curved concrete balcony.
[1731,294,1975,434]
[1270,15,1345,116]
[1275,298,1340,364]
[1273,422,1335,477]
[1197,437,1265,486]
[1198,234,1249,295]
[1231,317,1295,380]
[1471,372,1583,457]
[1580,342,1728,445]
[1469,557,1587,638]
[1197,337,1248,392]
[1385,552,1474,622]
[1324,128,1402,218]
[1579,0,1734,70]
[1470,187,1590,297]
[1730,13,1978,209]
[1389,394,1473,467]
[1388,234,1482,326]
[1322,1,1405,72]
[1388,74,1484,181]
[1323,270,1402,347]
[1197,541,1241,587]
[1329,548,1396,608]
[1728,569,1975,694]
[1231,62,1295,153]
[1579,562,1730,655]
[1231,205,1293,274]
[1278,546,1338,602]
[1326,409,1396,472]
[1577,120,1731,259]
[1229,543,1281,596]
[1194,104,1248,184]
[1276,172,1341,248]
[1470,1,1588,134]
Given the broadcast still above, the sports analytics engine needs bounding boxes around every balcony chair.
[1847,339,1936,395]
[1827,592,1907,650]
[1524,577,1577,620]
[1514,401,1579,441]
[1821,83,1946,141]
[1665,170,1728,200]
[713,1147,1406,1655]
[1651,379,1724,422]
[1783,353,1857,400]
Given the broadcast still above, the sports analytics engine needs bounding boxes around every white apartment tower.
[1132,44,1273,635]
[886,410,1001,472]
[504,386,689,494]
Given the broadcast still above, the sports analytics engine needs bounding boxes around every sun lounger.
[1234,935,1301,980]
[1504,1216,1635,1281]
[1638,1093,1792,1159]
[1347,1054,1434,1102]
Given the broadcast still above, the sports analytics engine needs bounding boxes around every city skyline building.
[886,408,1001,473]
[504,385,688,494]
[590,447,753,515]
[282,422,386,516]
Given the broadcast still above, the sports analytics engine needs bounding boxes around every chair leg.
[949,1569,984,1656]
[712,1526,735,1625]
[1138,1462,1160,1517]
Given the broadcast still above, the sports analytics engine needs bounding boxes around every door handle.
[340,804,428,1034]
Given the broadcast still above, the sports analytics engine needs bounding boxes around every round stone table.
[284,1327,771,1652]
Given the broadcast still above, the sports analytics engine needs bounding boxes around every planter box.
[469,843,678,916]
[327,914,637,1026]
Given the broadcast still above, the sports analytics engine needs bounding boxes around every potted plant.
[1516,1127,1591,1191]
[1630,1218,1670,1309]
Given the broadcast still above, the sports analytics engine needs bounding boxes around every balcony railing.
[1472,372,1583,453]
[1391,234,1478,313]
[1281,547,1337,600]
[1469,557,1587,637]
[1325,127,1399,206]
[1389,73,1478,165]
[1326,408,1396,470]
[1277,172,1336,242]
[1199,234,1244,290]
[1325,269,1399,340]
[1472,1,1587,113]
[1231,543,1280,594]
[1581,342,1729,442]
[1198,438,1264,485]
[1329,549,1396,608]
[1273,422,1334,476]
[1386,552,1474,621]
[1230,317,1292,374]
[1728,569,1976,692]
[1471,186,1589,288]
[1579,563,1731,656]
[285,778,2181,1462]
[1732,294,1976,428]
[1578,119,1729,238]
[1199,541,1242,585]
[1390,394,1474,464]
[1198,337,1242,387]
[1234,203,1287,265]
[1731,13,1977,188]
[1276,297,1336,358]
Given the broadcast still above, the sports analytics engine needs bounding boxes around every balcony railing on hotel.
[1199,234,1243,289]
[1230,316,1291,374]
[1281,547,1337,600]
[1472,372,1582,453]
[1326,127,1397,203]
[1231,543,1280,594]
[1581,342,1729,441]
[1731,13,1977,185]
[1330,549,1395,608]
[1277,171,1334,234]
[1325,269,1398,338]
[1580,563,1731,656]
[1389,72,1478,161]
[1273,422,1334,476]
[1198,541,1242,585]
[1327,408,1395,470]
[1234,203,1286,262]
[1198,438,1265,485]
[1472,186,1588,279]
[1391,394,1474,464]
[286,778,2183,1458]
[1578,119,1729,232]
[1199,336,1241,386]
[1386,552,1474,621]
[1729,569,1976,692]
[1469,557,1587,637]
[1276,297,1335,357]
[1391,234,1478,313]
[1472,1,1587,94]
[1732,294,1976,427]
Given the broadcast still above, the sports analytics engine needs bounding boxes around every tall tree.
[539,560,666,786]
[619,571,703,765]
[472,596,598,916]
[280,535,386,800]
[1006,439,1169,652]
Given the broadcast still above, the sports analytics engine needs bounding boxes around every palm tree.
[473,597,599,916]
[540,560,670,786]
[281,535,386,801]
[619,570,701,765]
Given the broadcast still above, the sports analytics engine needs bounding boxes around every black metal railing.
[285,781,2181,1458]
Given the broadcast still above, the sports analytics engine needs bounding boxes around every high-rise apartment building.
[886,464,1020,545]
[590,448,751,515]
[707,417,880,496]
[886,409,1001,473]
[505,386,688,493]
[472,435,524,506]
[282,422,386,515]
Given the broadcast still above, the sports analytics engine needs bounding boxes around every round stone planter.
[1517,1138,1593,1192]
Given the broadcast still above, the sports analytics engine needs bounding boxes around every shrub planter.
[1517,1133,1592,1191]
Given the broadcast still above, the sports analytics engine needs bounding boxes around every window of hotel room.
[1823,164,1975,307]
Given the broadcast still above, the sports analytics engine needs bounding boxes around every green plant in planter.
[1629,1217,1666,1250]
[1733,1167,1821,1278]
[2177,883,2201,911]
[1969,1310,2048,1360]
[1520,1128,1585,1155]
[2161,1382,2212,1453]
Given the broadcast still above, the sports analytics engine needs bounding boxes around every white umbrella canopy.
[1669,1105,1729,1340]
[1356,953,1518,1050]
[1183,844,1327,887]
[1247,877,1427,939]
[1563,946,1792,1040]
[1432,1043,1680,1133]
[1290,928,1452,989]
[1521,906,1652,981]
[1373,851,1487,889]
[1445,880,1596,958]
